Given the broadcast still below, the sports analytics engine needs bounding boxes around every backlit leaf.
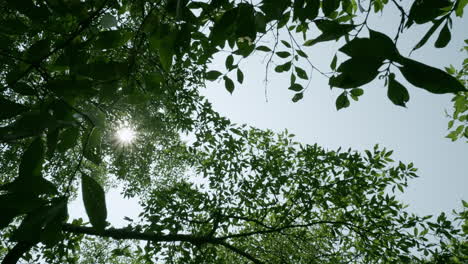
[82,174,107,230]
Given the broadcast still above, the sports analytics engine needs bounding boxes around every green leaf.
[322,0,340,17]
[94,30,131,50]
[455,0,468,17]
[11,198,67,243]
[387,73,410,107]
[57,127,80,153]
[225,55,234,70]
[100,14,118,28]
[336,92,350,110]
[295,66,308,79]
[235,4,257,41]
[330,54,338,70]
[292,92,304,102]
[276,51,291,58]
[206,71,222,81]
[46,128,59,158]
[256,45,272,52]
[10,82,36,96]
[407,0,451,25]
[304,20,355,46]
[210,8,238,46]
[84,127,102,165]
[0,97,28,120]
[25,39,50,63]
[82,174,107,230]
[350,88,364,97]
[296,49,308,58]
[399,57,466,94]
[76,62,128,81]
[274,61,292,73]
[19,137,44,179]
[293,0,320,22]
[224,76,235,94]
[237,69,244,84]
[260,0,290,21]
[149,24,177,71]
[412,19,443,51]
[329,57,382,88]
[289,83,303,91]
[434,22,451,48]
[281,40,291,48]
[340,30,400,60]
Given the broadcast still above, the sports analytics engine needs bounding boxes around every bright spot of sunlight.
[116,126,136,144]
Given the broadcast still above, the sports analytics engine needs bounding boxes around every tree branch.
[61,223,264,264]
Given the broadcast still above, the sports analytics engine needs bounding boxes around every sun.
[116,126,136,144]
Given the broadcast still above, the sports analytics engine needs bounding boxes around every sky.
[70,4,467,226]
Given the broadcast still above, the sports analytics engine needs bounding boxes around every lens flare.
[116,127,136,144]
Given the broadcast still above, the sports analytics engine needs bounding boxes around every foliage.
[0,0,467,263]
[446,40,468,142]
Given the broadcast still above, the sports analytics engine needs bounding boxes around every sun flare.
[116,127,136,144]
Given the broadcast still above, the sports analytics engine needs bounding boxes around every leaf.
[296,49,308,58]
[292,92,304,102]
[25,39,50,63]
[19,137,44,179]
[256,45,272,52]
[350,88,364,97]
[57,127,80,152]
[225,55,234,70]
[407,0,452,25]
[412,19,443,51]
[399,57,466,94]
[455,0,468,17]
[224,76,235,94]
[11,198,67,243]
[387,73,410,107]
[260,0,290,21]
[149,24,177,71]
[46,128,59,158]
[339,30,400,60]
[76,62,128,81]
[304,21,355,46]
[281,40,291,48]
[276,51,291,58]
[206,70,222,81]
[330,54,337,70]
[0,97,28,120]
[210,8,238,46]
[329,57,382,88]
[82,174,107,230]
[10,82,36,96]
[100,14,118,28]
[336,92,350,110]
[235,3,257,41]
[274,61,292,73]
[293,0,320,22]
[295,66,308,79]
[84,127,102,165]
[434,22,451,48]
[289,83,303,91]
[322,0,340,17]
[237,69,244,84]
[94,30,131,50]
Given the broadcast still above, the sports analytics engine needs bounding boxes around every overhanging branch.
[61,223,263,263]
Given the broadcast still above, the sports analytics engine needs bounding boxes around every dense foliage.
[1,0,467,263]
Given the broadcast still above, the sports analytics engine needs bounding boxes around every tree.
[446,39,468,142]
[0,0,467,263]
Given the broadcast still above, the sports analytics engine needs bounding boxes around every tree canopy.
[0,0,467,263]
